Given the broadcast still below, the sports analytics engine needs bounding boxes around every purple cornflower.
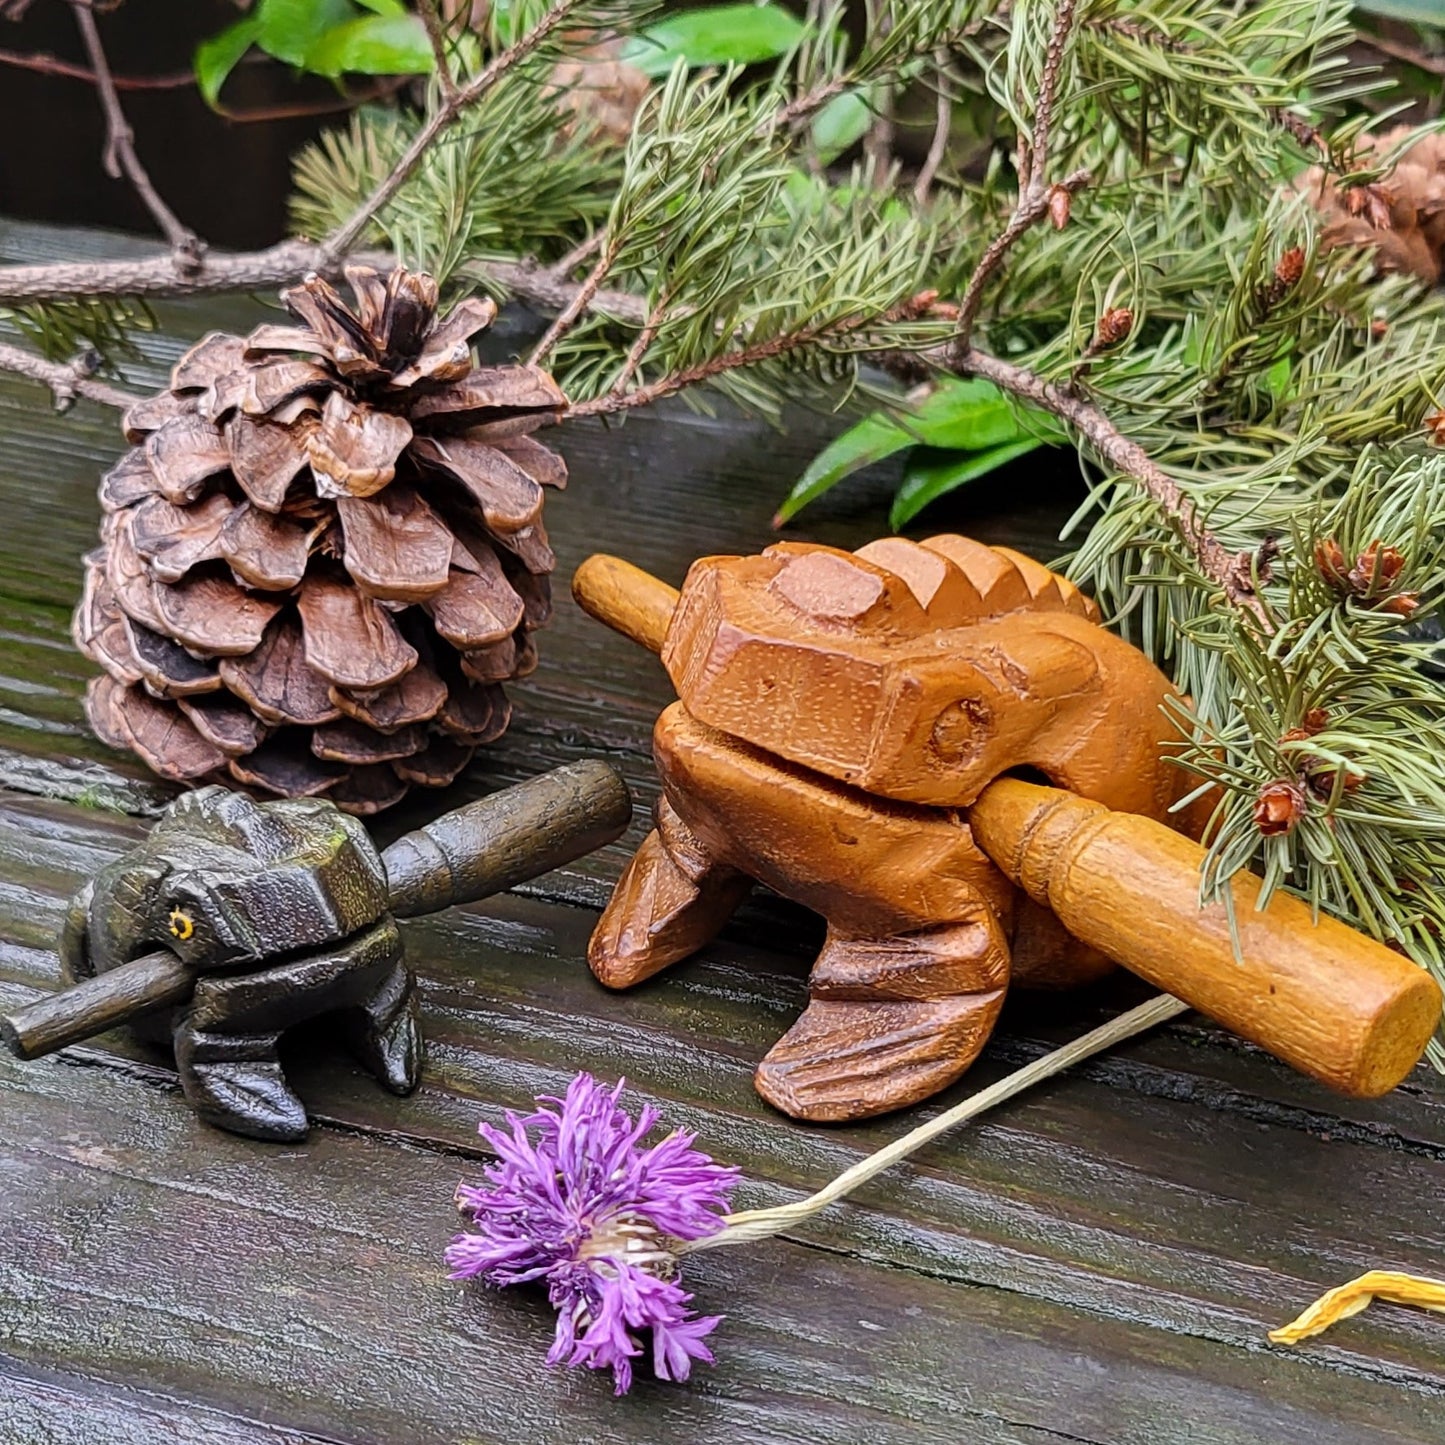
[446,1073,739,1394]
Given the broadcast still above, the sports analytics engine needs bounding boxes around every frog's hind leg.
[172,1023,308,1143]
[589,797,752,988]
[755,912,1009,1122]
[341,960,422,1096]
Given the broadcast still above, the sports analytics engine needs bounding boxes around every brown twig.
[529,243,621,365]
[913,58,952,204]
[0,45,197,88]
[70,0,202,267]
[951,0,1086,354]
[215,78,410,125]
[949,345,1270,625]
[552,230,607,275]
[608,288,673,396]
[952,165,1089,347]
[419,0,460,102]
[0,340,142,411]
[1354,28,1445,79]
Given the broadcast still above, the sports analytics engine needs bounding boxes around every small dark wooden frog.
[4,761,631,1142]
[61,787,416,1141]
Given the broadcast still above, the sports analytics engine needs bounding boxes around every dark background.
[0,0,341,247]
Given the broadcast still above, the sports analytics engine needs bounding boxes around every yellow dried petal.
[1270,1271,1445,1345]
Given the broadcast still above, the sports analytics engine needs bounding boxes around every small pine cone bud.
[1254,780,1308,836]
[1343,181,1394,232]
[1094,307,1134,349]
[1047,185,1072,230]
[1274,247,1306,291]
[1279,707,1329,745]
[1348,540,1406,595]
[1426,410,1445,446]
[1305,763,1365,801]
[1380,592,1421,617]
[1313,537,1349,589]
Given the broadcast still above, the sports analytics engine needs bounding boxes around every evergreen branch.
[69,0,201,266]
[564,289,941,418]
[949,345,1271,625]
[0,339,142,410]
[321,0,594,259]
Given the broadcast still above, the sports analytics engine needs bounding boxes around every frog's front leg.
[173,918,411,1141]
[588,796,753,988]
[755,908,1010,1122]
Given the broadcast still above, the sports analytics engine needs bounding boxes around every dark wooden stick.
[0,948,192,1062]
[0,760,631,1063]
[383,758,632,917]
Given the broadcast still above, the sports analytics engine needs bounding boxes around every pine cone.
[75,266,567,814]
[1295,126,1445,286]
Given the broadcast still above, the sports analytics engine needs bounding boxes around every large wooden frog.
[584,536,1190,1121]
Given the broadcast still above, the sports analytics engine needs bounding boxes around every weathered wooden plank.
[2,1047,1440,1445]
[0,1361,342,1445]
[2,788,1443,1405]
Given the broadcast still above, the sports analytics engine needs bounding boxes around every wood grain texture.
[1,221,1444,1444]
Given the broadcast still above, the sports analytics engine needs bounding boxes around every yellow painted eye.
[168,908,195,941]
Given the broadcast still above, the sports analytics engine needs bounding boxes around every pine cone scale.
[308,390,414,499]
[412,435,545,534]
[296,576,418,691]
[153,569,282,656]
[219,505,315,591]
[177,692,267,755]
[220,617,339,727]
[125,617,221,698]
[335,488,453,602]
[225,414,311,512]
[130,493,230,582]
[145,415,231,504]
[330,658,448,733]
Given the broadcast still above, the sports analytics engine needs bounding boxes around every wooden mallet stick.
[573,553,1442,1098]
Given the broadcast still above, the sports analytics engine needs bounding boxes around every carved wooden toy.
[1,760,630,1141]
[573,539,1442,1122]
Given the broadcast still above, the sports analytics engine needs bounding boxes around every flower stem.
[680,993,1189,1253]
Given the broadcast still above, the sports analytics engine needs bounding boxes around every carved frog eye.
[167,907,195,942]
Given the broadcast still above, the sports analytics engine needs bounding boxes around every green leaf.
[810,89,875,166]
[194,17,261,109]
[890,439,1044,530]
[774,413,919,524]
[254,0,356,67]
[1353,0,1445,23]
[305,14,435,76]
[623,4,807,78]
[1264,354,1293,401]
[775,379,1065,525]
[354,0,407,13]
